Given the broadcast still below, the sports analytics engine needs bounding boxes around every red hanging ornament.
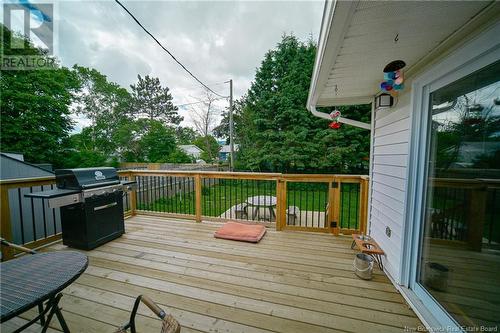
[329,121,341,129]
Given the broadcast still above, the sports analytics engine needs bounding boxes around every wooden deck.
[3,215,421,333]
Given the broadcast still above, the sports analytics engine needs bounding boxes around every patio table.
[0,251,88,333]
[246,195,277,221]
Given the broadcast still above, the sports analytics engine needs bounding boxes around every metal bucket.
[353,253,374,280]
[424,262,449,291]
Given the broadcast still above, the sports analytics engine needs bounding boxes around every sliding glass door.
[417,60,500,330]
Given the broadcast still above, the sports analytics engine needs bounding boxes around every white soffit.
[310,0,492,107]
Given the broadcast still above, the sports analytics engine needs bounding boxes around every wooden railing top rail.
[431,177,500,189]
[120,169,369,181]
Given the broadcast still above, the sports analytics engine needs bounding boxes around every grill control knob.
[126,186,132,191]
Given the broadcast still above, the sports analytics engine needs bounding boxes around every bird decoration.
[329,110,341,129]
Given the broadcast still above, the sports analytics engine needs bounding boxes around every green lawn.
[138,180,361,229]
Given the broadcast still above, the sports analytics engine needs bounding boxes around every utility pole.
[229,79,235,171]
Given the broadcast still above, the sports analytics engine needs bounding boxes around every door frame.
[402,23,500,331]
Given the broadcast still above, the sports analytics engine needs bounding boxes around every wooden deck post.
[329,180,340,235]
[359,177,369,235]
[1,185,14,261]
[467,185,487,251]
[129,174,137,216]
[275,178,286,231]
[195,174,202,223]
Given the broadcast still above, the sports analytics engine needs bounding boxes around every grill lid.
[55,167,120,190]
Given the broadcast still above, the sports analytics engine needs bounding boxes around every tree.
[213,99,245,144]
[0,25,80,166]
[130,75,182,124]
[139,120,177,162]
[190,90,221,161]
[194,135,220,163]
[232,34,370,173]
[175,126,198,144]
[73,66,132,153]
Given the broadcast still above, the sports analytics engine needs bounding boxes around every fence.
[0,171,369,260]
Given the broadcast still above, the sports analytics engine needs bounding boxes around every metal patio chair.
[116,295,180,333]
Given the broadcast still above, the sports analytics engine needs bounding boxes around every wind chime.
[380,59,406,96]
[380,34,406,97]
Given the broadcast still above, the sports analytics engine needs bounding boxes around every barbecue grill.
[26,167,136,250]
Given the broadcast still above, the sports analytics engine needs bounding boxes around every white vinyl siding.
[369,91,411,282]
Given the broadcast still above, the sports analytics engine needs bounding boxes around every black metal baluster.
[156,176,160,212]
[303,184,308,228]
[316,186,321,228]
[219,179,223,218]
[156,176,160,211]
[324,184,328,228]
[228,179,232,219]
[18,188,25,244]
[41,185,47,238]
[174,177,179,214]
[442,187,448,239]
[50,184,56,234]
[181,176,185,214]
[451,188,458,240]
[160,176,164,212]
[487,189,495,244]
[168,177,173,213]
[139,176,143,209]
[242,179,251,221]
[355,184,359,228]
[311,183,316,227]
[347,184,352,229]
[288,183,292,225]
[30,187,36,241]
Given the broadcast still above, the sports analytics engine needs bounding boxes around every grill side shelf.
[25,189,83,208]
[25,189,81,199]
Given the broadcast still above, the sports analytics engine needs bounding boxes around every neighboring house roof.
[0,153,54,180]
[219,145,239,153]
[307,1,491,109]
[179,145,203,154]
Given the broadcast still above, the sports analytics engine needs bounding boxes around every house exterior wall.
[369,90,411,282]
[368,17,500,285]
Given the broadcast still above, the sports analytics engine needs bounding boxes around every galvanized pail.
[353,253,374,280]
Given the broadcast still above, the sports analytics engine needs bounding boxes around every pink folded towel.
[214,222,266,243]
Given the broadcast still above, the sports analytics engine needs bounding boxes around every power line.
[176,96,228,108]
[114,0,228,98]
[179,81,229,90]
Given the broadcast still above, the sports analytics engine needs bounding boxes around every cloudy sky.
[9,0,325,131]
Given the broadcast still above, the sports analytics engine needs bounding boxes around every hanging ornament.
[329,109,341,129]
[329,121,341,129]
[380,60,406,94]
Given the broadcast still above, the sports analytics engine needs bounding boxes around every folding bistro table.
[246,195,277,221]
[0,251,88,332]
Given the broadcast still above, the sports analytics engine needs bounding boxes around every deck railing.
[429,178,500,250]
[0,171,369,260]
[123,171,369,234]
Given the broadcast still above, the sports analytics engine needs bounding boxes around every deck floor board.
[3,216,421,333]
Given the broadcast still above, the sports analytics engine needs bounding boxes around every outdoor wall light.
[375,93,394,109]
